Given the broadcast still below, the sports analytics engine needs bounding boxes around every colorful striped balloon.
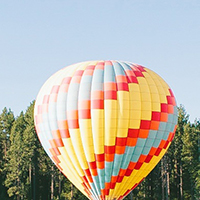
[34,61,178,200]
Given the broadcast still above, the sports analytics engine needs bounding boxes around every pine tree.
[182,121,200,199]
[5,112,27,200]
[194,121,200,199]
[167,105,189,199]
[23,102,39,200]
[0,107,15,199]
[23,101,55,200]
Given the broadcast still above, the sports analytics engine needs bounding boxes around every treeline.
[0,103,199,200]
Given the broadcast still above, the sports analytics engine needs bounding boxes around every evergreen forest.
[0,102,199,200]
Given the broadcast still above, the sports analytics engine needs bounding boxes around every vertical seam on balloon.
[90,61,106,199]
[117,61,140,198]
[109,60,120,199]
[109,61,130,200]
[45,70,64,160]
[119,67,174,199]
[66,62,95,198]
[56,64,91,195]
[147,69,177,149]
[56,65,92,197]
[146,69,170,151]
[124,66,155,195]
[40,71,63,158]
[82,62,102,198]
[119,66,159,198]
[114,62,144,198]
[103,60,118,197]
[35,64,91,197]
[76,61,101,199]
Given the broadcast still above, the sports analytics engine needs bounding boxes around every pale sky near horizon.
[0,0,199,122]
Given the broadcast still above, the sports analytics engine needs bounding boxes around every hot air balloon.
[34,60,178,200]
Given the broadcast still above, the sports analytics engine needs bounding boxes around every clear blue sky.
[0,0,199,122]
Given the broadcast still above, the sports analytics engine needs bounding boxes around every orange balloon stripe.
[91,99,104,109]
[77,65,103,195]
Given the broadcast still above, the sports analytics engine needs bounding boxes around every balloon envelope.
[34,61,178,200]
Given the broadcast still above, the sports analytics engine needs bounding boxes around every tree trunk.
[164,157,168,200]
[17,164,21,200]
[29,163,32,199]
[71,183,74,200]
[167,171,170,198]
[180,163,183,200]
[174,159,179,199]
[161,159,165,200]
[51,166,54,200]
[58,172,61,200]
[33,166,36,200]
[165,155,170,200]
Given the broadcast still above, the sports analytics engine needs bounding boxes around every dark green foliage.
[181,121,200,199]
[0,103,199,199]
[0,108,15,199]
[5,112,27,199]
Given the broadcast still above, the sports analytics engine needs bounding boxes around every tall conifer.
[0,108,15,199]
[5,112,26,199]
